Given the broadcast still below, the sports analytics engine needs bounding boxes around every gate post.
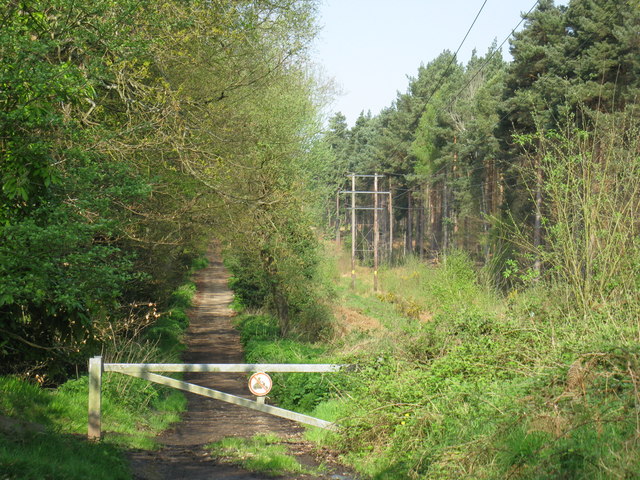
[88,356,103,440]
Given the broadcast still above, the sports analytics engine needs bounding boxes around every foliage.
[0,257,197,475]
[512,110,640,322]
[0,0,184,378]
[0,0,334,474]
[235,313,340,413]
[1,0,327,379]
[225,230,334,338]
[0,200,142,381]
[280,247,640,479]
[492,347,640,479]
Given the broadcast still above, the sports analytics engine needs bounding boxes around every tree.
[1,0,328,378]
[0,0,165,379]
[564,0,640,114]
[500,0,640,278]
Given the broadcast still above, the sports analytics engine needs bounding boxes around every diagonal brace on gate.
[125,370,336,430]
[88,357,351,440]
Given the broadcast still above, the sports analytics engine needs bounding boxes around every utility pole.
[406,190,413,255]
[373,173,379,292]
[351,173,356,289]
[342,174,389,291]
[388,191,393,260]
[335,192,340,246]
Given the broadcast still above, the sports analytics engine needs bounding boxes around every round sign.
[248,372,272,397]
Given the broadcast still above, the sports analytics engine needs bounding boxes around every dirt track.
[128,249,353,479]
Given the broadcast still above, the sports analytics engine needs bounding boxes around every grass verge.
[207,434,322,477]
[0,256,206,478]
[0,428,129,480]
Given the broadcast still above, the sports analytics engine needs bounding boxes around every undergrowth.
[0,255,206,478]
[235,313,341,413]
[237,249,640,479]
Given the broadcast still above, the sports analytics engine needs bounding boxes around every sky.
[312,0,566,126]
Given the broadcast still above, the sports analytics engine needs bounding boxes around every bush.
[224,225,334,338]
[514,111,640,323]
[236,313,340,413]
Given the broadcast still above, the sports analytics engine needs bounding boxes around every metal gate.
[87,356,347,440]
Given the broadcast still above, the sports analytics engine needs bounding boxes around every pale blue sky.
[313,0,567,125]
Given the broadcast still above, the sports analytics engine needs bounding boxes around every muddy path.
[128,249,353,479]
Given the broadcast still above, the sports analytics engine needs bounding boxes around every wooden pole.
[406,189,413,255]
[418,187,425,259]
[335,191,340,246]
[88,356,102,440]
[351,174,356,289]
[373,173,379,292]
[389,191,393,260]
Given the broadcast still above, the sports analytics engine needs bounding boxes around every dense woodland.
[0,0,328,381]
[1,0,640,477]
[324,0,639,315]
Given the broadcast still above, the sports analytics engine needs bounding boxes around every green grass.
[0,360,187,451]
[235,313,342,413]
[0,366,187,456]
[0,429,130,480]
[207,434,320,477]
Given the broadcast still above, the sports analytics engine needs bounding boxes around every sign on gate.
[248,372,272,396]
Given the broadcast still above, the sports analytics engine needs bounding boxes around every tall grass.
[251,242,640,479]
[380,251,502,319]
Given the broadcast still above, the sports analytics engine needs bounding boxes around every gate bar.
[104,363,346,373]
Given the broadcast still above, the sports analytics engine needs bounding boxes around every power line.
[371,0,532,181]
[420,0,490,111]
[445,0,541,112]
